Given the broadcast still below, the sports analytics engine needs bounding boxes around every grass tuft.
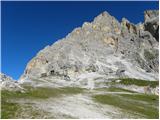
[96,87,136,93]
[1,101,20,119]
[111,78,158,88]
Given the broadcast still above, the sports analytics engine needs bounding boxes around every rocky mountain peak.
[19,10,159,89]
[72,11,121,37]
[93,11,113,22]
[92,11,121,34]
[144,10,159,22]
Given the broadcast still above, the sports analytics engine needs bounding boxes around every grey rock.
[0,73,24,91]
[144,10,159,41]
[116,69,126,78]
[19,10,159,88]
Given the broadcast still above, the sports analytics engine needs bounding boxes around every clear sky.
[1,1,159,80]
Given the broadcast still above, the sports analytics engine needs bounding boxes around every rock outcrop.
[0,73,23,91]
[144,10,159,41]
[19,10,159,88]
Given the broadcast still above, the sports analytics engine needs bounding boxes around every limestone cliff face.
[19,10,159,87]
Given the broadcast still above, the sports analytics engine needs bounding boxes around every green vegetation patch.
[1,101,53,119]
[96,87,136,93]
[119,94,158,105]
[1,87,84,99]
[93,93,159,119]
[111,78,158,88]
[1,101,20,119]
[1,87,84,118]
[144,49,156,60]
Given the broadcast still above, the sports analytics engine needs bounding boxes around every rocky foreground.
[1,81,159,119]
[1,10,159,119]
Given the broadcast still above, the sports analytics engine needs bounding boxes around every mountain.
[19,10,159,88]
[1,10,159,119]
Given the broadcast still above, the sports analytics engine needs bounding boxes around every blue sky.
[1,1,159,80]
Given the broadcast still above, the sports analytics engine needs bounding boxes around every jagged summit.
[144,10,159,22]
[18,10,158,89]
[93,11,118,23]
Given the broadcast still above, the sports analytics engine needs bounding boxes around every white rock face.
[0,73,23,91]
[19,10,159,88]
